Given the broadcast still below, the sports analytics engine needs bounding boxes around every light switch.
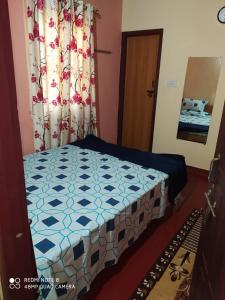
[167,80,177,87]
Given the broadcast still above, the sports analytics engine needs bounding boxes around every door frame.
[0,0,37,299]
[117,29,163,151]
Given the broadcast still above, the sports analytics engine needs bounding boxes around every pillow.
[181,98,208,113]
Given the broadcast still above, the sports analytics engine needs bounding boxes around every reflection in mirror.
[177,57,222,144]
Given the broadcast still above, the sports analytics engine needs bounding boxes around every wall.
[85,0,122,143]
[183,57,222,106]
[122,0,225,170]
[7,0,34,155]
[8,0,122,154]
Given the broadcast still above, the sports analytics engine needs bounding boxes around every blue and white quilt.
[24,145,169,299]
[179,110,211,127]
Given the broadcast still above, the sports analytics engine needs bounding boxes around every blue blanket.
[71,135,187,203]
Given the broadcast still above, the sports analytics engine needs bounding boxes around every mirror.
[177,57,222,144]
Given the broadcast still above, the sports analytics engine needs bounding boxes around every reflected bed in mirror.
[177,57,222,144]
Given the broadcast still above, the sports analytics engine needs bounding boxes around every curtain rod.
[94,48,112,54]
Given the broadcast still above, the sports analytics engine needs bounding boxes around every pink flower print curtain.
[26,0,97,152]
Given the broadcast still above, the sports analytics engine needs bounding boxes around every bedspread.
[24,145,169,299]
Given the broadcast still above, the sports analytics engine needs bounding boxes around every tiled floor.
[82,169,208,300]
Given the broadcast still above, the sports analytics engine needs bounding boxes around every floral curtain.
[26,0,97,152]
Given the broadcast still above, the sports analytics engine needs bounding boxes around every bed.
[177,97,213,144]
[24,135,187,299]
[177,109,212,144]
[178,110,211,133]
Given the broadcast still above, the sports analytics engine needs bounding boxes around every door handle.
[208,154,220,183]
[146,89,155,97]
[204,191,216,218]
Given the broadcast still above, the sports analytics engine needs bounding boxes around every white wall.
[122,0,225,170]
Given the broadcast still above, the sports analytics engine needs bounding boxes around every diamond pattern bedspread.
[24,145,169,299]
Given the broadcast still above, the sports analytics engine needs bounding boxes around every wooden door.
[118,29,163,151]
[0,0,37,299]
[189,102,225,300]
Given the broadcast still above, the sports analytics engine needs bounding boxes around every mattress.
[72,135,187,203]
[24,141,186,299]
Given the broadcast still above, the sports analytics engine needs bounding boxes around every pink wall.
[8,0,34,155]
[8,0,122,155]
[87,0,122,143]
